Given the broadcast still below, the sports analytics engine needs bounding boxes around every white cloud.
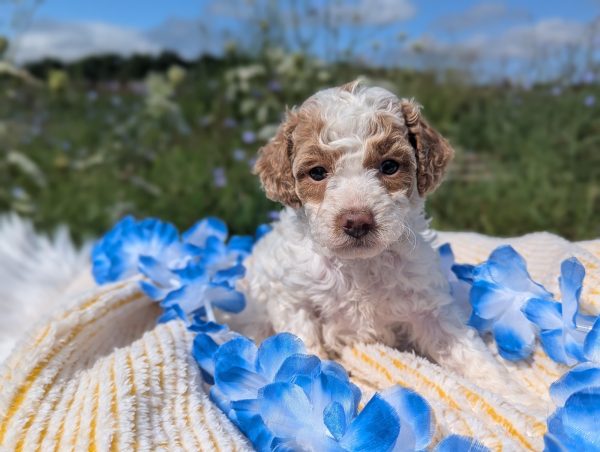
[402,17,591,74]
[11,20,161,63]
[435,2,531,34]
[10,17,216,64]
[331,0,416,26]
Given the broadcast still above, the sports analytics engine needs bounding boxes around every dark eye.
[309,166,327,181]
[380,160,400,175]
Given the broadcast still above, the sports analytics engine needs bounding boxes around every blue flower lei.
[442,244,600,450]
[94,215,600,451]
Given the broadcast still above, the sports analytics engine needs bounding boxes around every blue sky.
[5,0,600,80]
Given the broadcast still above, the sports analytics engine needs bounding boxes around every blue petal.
[539,329,573,365]
[258,382,315,438]
[492,309,535,361]
[558,387,600,449]
[139,255,177,286]
[257,333,307,381]
[438,243,454,273]
[212,265,246,285]
[140,280,169,301]
[584,318,600,363]
[468,312,494,332]
[434,435,490,452]
[157,305,185,323]
[213,337,264,400]
[340,394,400,452]
[485,246,552,298]
[205,286,246,313]
[183,217,228,248]
[273,354,321,383]
[521,298,563,330]
[161,283,206,314]
[188,320,228,333]
[173,263,208,283]
[381,386,433,451]
[564,332,586,363]
[192,333,219,383]
[234,412,275,452]
[321,360,352,382]
[255,224,272,241]
[214,336,258,373]
[559,258,585,327]
[324,401,347,440]
[470,281,512,319]
[452,264,475,283]
[550,363,600,407]
[312,373,359,429]
[228,235,255,254]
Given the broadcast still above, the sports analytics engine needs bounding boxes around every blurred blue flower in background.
[223,117,238,128]
[233,148,246,161]
[213,167,227,188]
[267,79,282,92]
[242,130,256,144]
[584,94,596,107]
[468,245,554,361]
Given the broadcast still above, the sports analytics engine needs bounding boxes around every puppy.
[236,81,533,404]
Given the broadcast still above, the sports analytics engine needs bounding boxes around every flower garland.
[93,215,600,451]
[443,244,600,450]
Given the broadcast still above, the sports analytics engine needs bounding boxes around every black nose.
[338,211,375,239]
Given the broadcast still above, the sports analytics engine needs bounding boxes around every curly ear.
[253,110,301,208]
[400,99,454,196]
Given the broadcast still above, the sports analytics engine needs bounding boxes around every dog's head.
[255,81,454,259]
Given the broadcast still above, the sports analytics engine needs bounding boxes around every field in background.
[1,49,599,242]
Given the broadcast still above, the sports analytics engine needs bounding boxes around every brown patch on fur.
[363,112,416,195]
[400,99,454,196]
[292,108,343,204]
[254,109,301,207]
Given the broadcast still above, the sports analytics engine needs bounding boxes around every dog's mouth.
[328,232,386,259]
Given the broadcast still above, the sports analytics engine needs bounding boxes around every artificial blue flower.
[522,258,593,365]
[92,216,195,284]
[158,262,246,322]
[469,245,554,361]
[546,365,600,451]
[194,331,434,452]
[434,435,489,452]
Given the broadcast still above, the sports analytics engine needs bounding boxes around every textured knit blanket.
[2,231,600,451]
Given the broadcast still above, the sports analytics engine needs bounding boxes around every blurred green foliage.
[1,50,599,242]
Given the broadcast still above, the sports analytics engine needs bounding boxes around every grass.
[1,52,599,242]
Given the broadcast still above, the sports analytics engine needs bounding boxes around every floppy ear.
[253,110,301,208]
[400,99,454,196]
